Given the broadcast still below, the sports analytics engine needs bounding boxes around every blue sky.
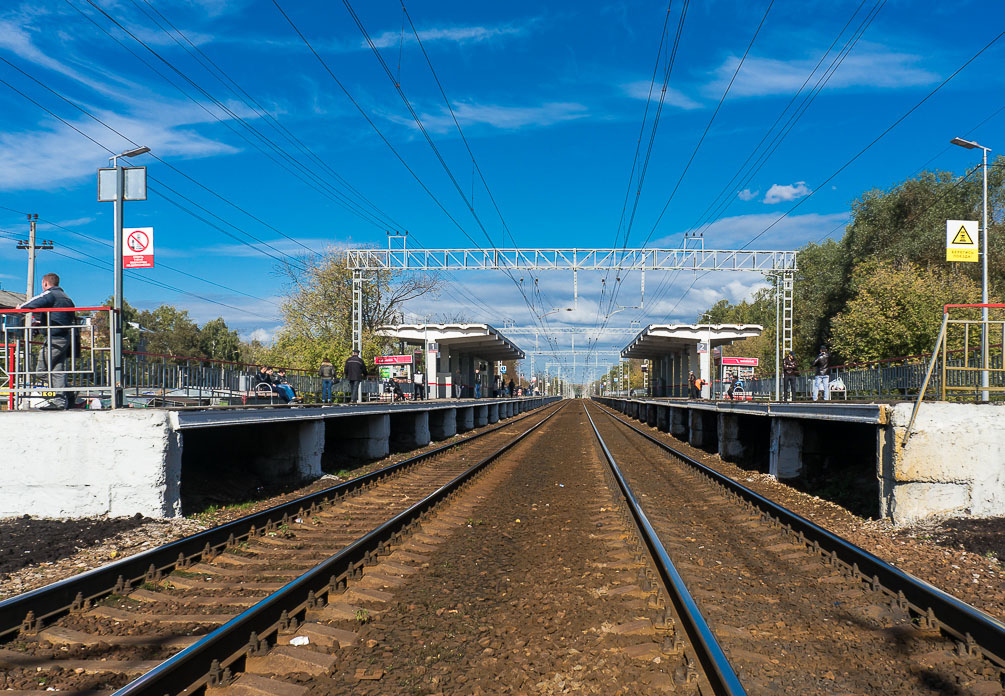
[1,0,1003,379]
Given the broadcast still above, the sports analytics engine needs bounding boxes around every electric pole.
[16,214,54,299]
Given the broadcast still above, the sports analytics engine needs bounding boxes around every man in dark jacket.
[782,351,799,401]
[811,346,830,402]
[18,273,75,409]
[343,349,366,402]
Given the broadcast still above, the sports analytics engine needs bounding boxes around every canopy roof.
[621,323,763,360]
[376,323,525,361]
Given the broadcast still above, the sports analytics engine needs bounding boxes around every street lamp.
[951,136,991,401]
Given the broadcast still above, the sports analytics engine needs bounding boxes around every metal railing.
[1,307,386,410]
[1,307,113,410]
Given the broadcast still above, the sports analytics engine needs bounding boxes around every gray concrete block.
[429,409,457,441]
[456,406,474,432]
[769,418,803,479]
[487,404,500,424]
[326,414,389,463]
[389,411,431,452]
[0,410,182,519]
[656,405,669,432]
[670,407,688,438]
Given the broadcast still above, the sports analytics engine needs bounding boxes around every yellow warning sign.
[952,225,975,245]
[946,220,978,263]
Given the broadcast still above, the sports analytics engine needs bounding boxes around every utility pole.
[16,214,54,299]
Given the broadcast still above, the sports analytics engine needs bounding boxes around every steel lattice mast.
[347,245,796,398]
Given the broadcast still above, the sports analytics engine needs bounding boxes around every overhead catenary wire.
[586,1,772,367]
[655,26,1005,326]
[635,0,884,323]
[68,0,392,246]
[130,0,406,235]
[0,22,498,339]
[276,0,569,367]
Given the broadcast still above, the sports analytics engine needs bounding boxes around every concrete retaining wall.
[884,403,1005,523]
[596,396,1005,525]
[0,397,557,520]
[0,410,182,518]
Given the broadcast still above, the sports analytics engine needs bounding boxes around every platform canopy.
[621,324,763,359]
[375,323,525,361]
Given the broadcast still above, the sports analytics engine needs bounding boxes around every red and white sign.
[721,356,759,367]
[375,354,413,365]
[123,227,154,269]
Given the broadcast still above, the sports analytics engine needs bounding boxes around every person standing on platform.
[454,369,463,399]
[688,371,698,399]
[18,273,76,410]
[412,367,424,400]
[783,351,799,401]
[344,349,366,403]
[474,368,482,398]
[812,346,830,401]
[725,373,737,400]
[507,378,515,397]
[319,357,335,404]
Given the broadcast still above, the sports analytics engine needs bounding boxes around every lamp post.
[951,137,991,401]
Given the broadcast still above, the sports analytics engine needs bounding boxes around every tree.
[90,297,143,351]
[268,245,441,370]
[198,318,242,362]
[829,261,983,363]
[138,305,202,357]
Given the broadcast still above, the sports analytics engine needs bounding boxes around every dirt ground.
[305,401,681,694]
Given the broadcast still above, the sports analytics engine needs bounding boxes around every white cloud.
[704,45,938,98]
[243,326,278,344]
[653,211,849,250]
[385,101,588,133]
[620,81,701,110]
[763,181,811,204]
[368,24,527,50]
[737,188,758,201]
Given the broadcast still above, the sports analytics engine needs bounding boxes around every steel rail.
[111,400,566,696]
[596,401,1005,669]
[583,404,747,696]
[0,398,561,640]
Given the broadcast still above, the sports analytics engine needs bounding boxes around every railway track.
[586,400,1005,694]
[0,400,563,695]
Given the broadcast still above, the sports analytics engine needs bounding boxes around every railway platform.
[0,396,557,520]
[595,396,1005,524]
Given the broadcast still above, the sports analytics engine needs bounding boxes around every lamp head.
[950,137,979,150]
[122,146,151,158]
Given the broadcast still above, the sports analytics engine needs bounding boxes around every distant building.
[0,289,26,310]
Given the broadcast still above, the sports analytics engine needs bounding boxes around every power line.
[637,0,883,322]
[68,0,386,246]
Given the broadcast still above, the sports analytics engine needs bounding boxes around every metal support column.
[351,270,364,354]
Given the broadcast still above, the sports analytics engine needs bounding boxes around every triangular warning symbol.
[952,225,975,245]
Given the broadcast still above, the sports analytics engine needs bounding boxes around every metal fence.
[616,353,1004,402]
[1,307,384,409]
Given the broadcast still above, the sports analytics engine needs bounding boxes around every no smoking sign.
[123,226,154,269]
